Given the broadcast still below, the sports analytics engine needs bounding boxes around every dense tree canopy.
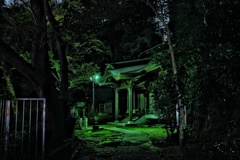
[1,0,240,158]
[151,0,240,157]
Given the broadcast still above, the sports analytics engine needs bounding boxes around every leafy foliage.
[0,4,33,53]
[2,1,240,157]
[167,0,240,157]
[58,0,161,60]
[47,0,117,104]
[149,2,240,156]
[150,50,177,136]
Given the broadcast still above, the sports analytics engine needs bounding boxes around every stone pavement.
[79,124,163,160]
[98,124,151,145]
[48,124,165,160]
[98,124,161,153]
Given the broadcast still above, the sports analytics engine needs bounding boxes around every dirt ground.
[45,124,238,160]
[50,124,224,160]
[70,125,181,160]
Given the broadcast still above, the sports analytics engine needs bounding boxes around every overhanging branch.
[0,39,42,89]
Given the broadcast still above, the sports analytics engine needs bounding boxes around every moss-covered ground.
[119,125,167,140]
[75,128,122,139]
[74,124,168,145]
[75,128,123,147]
[73,125,163,159]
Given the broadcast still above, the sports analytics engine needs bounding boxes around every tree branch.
[0,39,41,90]
[44,0,68,101]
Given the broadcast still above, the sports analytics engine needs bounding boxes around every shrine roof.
[97,58,160,87]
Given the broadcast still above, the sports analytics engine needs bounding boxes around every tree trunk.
[142,0,185,156]
[30,0,65,150]
[44,0,69,125]
[0,0,66,153]
[0,40,40,90]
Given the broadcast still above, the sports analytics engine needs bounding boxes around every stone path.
[47,124,181,160]
[99,125,151,145]
[75,124,163,160]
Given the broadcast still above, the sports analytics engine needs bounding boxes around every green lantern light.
[90,73,101,83]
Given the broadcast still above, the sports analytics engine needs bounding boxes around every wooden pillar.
[133,90,135,114]
[149,92,154,112]
[115,88,119,122]
[140,93,145,113]
[127,87,133,123]
[144,94,147,113]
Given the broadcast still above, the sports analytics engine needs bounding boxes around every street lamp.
[90,74,100,113]
[90,73,100,129]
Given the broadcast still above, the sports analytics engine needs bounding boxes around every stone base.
[127,121,133,124]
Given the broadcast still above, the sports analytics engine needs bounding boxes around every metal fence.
[0,98,46,160]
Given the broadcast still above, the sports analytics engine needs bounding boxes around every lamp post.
[90,74,100,129]
[92,79,95,113]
